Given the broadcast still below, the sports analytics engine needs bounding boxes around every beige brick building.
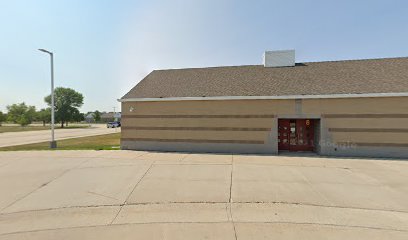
[119,51,408,158]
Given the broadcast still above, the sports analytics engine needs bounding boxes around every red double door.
[278,119,315,152]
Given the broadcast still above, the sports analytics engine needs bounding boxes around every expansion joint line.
[229,154,238,240]
[109,162,154,225]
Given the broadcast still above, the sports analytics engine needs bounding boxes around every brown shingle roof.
[121,57,408,99]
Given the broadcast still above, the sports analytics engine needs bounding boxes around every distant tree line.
[0,87,87,127]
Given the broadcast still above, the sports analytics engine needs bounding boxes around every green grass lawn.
[0,125,89,133]
[0,133,121,151]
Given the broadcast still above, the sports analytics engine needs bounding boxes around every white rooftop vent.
[263,50,295,67]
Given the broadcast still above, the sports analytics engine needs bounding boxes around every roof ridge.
[154,64,261,72]
[152,56,408,72]
[302,56,408,64]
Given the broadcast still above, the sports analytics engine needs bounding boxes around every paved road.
[0,151,407,239]
[0,125,120,147]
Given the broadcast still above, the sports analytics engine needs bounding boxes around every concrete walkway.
[0,124,120,147]
[0,151,407,239]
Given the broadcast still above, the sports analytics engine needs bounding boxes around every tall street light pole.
[39,49,57,148]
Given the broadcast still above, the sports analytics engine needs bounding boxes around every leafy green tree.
[36,108,51,126]
[44,87,84,128]
[0,111,6,126]
[73,111,85,123]
[6,103,36,126]
[94,110,101,122]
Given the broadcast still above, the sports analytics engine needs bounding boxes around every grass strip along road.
[0,125,89,133]
[0,133,120,151]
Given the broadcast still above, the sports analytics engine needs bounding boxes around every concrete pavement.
[0,124,120,147]
[0,151,407,239]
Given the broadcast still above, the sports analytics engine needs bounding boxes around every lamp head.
[38,49,52,54]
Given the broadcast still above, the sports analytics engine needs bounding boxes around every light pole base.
[50,141,57,149]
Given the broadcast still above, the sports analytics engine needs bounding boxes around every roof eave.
[118,92,408,102]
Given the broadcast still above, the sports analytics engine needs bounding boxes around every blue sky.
[1,0,408,112]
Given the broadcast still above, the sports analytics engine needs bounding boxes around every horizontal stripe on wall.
[121,138,264,144]
[122,114,275,119]
[323,114,408,118]
[337,142,408,148]
[121,126,271,131]
[329,128,408,133]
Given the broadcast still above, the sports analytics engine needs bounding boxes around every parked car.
[107,121,121,128]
